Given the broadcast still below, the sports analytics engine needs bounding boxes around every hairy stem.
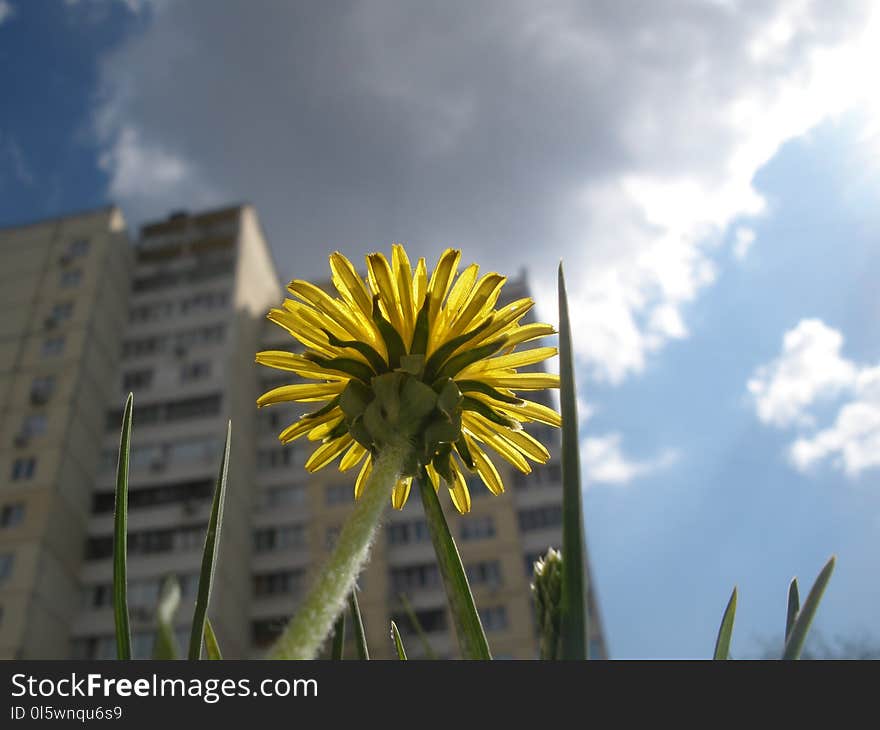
[267,444,408,659]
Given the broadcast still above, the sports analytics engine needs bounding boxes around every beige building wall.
[70,205,281,659]
[0,207,131,659]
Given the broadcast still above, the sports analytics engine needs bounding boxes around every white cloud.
[97,125,217,218]
[581,432,678,486]
[576,396,595,427]
[747,319,857,428]
[732,227,756,260]
[748,319,880,477]
[0,0,15,25]
[92,1,880,383]
[0,134,34,187]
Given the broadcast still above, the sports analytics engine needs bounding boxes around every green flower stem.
[266,443,408,659]
[418,477,492,660]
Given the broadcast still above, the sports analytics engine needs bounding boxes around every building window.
[178,573,201,597]
[390,563,441,594]
[0,504,25,528]
[122,369,153,391]
[69,239,90,257]
[168,436,219,466]
[11,457,36,481]
[164,394,222,421]
[59,269,82,288]
[518,504,563,532]
[465,477,489,498]
[326,483,351,505]
[0,553,13,583]
[42,336,65,357]
[30,375,55,405]
[122,336,162,358]
[174,525,207,551]
[388,519,430,546]
[465,560,503,588]
[257,448,296,471]
[253,570,305,598]
[261,484,306,509]
[83,583,113,609]
[391,607,446,635]
[479,605,508,632]
[181,360,211,382]
[173,324,226,351]
[460,515,495,541]
[515,461,562,489]
[254,524,306,553]
[91,479,214,514]
[129,301,174,323]
[21,413,47,437]
[50,301,74,323]
[180,290,229,314]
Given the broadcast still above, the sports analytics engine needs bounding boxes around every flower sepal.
[340,371,466,479]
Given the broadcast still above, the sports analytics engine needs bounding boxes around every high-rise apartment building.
[1,204,606,660]
[0,207,131,659]
[70,205,279,660]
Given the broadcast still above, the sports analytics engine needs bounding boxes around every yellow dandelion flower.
[256,245,560,514]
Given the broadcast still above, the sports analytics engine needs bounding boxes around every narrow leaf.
[418,476,492,659]
[713,587,737,660]
[785,578,800,644]
[188,421,231,660]
[348,589,370,660]
[204,618,223,660]
[113,393,134,660]
[558,264,589,660]
[152,575,181,660]
[331,611,345,660]
[782,556,836,660]
[390,621,408,660]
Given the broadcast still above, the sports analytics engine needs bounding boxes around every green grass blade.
[204,618,223,660]
[712,587,737,660]
[152,575,181,660]
[785,577,800,644]
[558,264,589,660]
[188,421,231,660]
[390,621,408,660]
[782,556,836,660]
[113,393,134,660]
[331,611,345,660]
[418,476,492,659]
[399,593,437,659]
[348,589,370,660]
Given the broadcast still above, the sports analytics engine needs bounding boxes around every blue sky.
[2,1,879,658]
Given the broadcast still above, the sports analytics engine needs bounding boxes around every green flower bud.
[532,547,563,660]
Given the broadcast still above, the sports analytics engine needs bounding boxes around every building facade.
[0,205,606,660]
[0,207,131,659]
[70,205,279,660]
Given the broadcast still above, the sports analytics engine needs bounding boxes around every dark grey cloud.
[93,0,876,381]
